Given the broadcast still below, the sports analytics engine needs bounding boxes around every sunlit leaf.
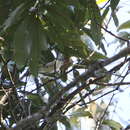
[96,0,108,4]
[103,120,123,130]
[117,20,130,31]
[89,102,97,116]
[69,117,80,128]
[70,108,92,118]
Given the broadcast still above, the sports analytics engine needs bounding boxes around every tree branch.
[53,47,130,103]
[8,107,47,130]
[9,46,130,130]
[95,82,130,86]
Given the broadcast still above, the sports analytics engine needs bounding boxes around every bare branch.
[100,25,129,44]
[9,47,130,130]
[8,107,47,130]
[95,82,130,86]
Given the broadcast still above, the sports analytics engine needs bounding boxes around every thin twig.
[100,0,110,10]
[96,93,114,129]
[100,25,129,44]
[95,81,130,86]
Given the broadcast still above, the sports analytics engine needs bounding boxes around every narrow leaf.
[103,120,122,130]
[3,3,25,32]
[110,0,120,11]
[14,19,30,66]
[71,108,92,118]
[59,115,71,128]
[117,20,130,31]
[28,16,47,76]
[88,0,102,46]
[101,6,110,22]
[112,12,119,27]
[27,94,43,106]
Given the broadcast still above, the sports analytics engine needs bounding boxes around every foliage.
[0,0,129,130]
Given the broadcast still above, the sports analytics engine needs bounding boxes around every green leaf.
[41,50,55,65]
[46,2,74,29]
[73,6,88,26]
[14,15,48,75]
[50,28,89,58]
[59,115,71,129]
[116,31,130,46]
[112,12,119,27]
[89,51,106,61]
[69,117,80,128]
[70,108,92,118]
[28,16,47,76]
[14,19,30,66]
[45,2,89,58]
[87,1,102,46]
[103,120,123,130]
[100,42,107,55]
[3,3,25,32]
[43,80,61,97]
[101,6,110,23]
[58,44,88,58]
[110,0,120,11]
[117,20,130,31]
[27,93,43,106]
[79,0,87,7]
[28,18,40,76]
[27,93,44,114]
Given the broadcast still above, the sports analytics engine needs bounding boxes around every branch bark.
[8,47,130,130]
[54,47,130,102]
[95,82,130,86]
[8,107,47,130]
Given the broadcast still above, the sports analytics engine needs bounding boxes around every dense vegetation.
[0,0,130,129]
